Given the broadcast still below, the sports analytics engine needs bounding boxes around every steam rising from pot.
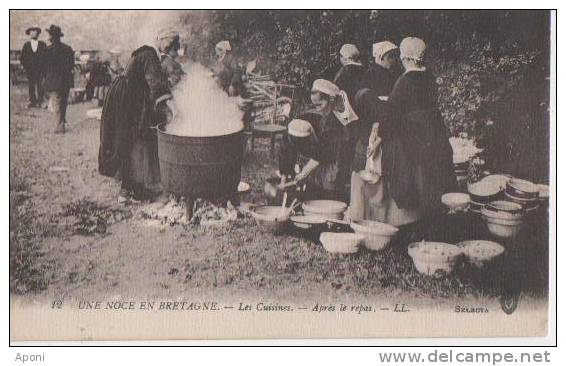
[166,63,244,137]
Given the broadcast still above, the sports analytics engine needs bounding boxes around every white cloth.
[30,39,38,52]
[350,171,421,226]
[400,37,426,62]
[403,65,427,73]
[365,123,382,175]
[312,79,340,97]
[342,60,363,67]
[156,27,179,41]
[216,40,231,51]
[332,90,359,126]
[288,119,315,138]
[372,41,397,61]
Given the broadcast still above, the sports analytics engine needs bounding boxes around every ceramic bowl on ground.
[407,241,462,277]
[319,232,364,254]
[251,205,290,234]
[302,200,348,220]
[458,240,505,268]
[350,220,399,251]
[468,181,503,204]
[506,178,539,200]
[441,193,471,211]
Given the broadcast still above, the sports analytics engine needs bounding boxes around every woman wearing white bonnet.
[213,40,241,95]
[278,113,339,200]
[278,77,361,201]
[334,44,366,107]
[363,41,400,95]
[369,36,456,232]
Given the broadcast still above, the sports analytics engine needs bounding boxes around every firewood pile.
[242,61,294,127]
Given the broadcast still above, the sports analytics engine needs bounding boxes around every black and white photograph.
[8,9,554,342]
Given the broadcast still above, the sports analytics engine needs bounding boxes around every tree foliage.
[182,10,550,139]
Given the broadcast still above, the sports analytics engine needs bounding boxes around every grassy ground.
[9,83,548,308]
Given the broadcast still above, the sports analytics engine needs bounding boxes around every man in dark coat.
[43,25,75,134]
[20,27,47,108]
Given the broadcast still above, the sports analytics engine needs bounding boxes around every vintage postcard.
[9,9,554,341]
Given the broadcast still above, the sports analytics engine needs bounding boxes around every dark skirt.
[99,76,161,192]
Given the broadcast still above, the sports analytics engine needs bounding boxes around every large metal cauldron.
[157,124,244,216]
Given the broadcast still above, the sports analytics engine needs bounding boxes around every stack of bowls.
[537,184,550,211]
[504,178,540,213]
[453,154,470,186]
[302,200,348,220]
[481,200,525,238]
[467,181,503,214]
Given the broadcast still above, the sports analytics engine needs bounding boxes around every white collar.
[150,44,161,58]
[342,60,362,67]
[404,65,426,73]
[333,90,359,126]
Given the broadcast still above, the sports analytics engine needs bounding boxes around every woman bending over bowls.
[278,79,361,201]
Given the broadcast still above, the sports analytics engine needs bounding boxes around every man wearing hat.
[363,41,400,96]
[43,25,75,134]
[20,27,47,108]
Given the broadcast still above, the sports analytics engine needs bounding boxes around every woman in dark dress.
[278,79,361,201]
[98,30,178,203]
[379,37,456,234]
[363,41,401,95]
[85,56,112,106]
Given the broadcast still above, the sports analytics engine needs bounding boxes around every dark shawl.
[381,70,456,211]
[362,63,399,96]
[98,45,171,177]
[333,63,366,104]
